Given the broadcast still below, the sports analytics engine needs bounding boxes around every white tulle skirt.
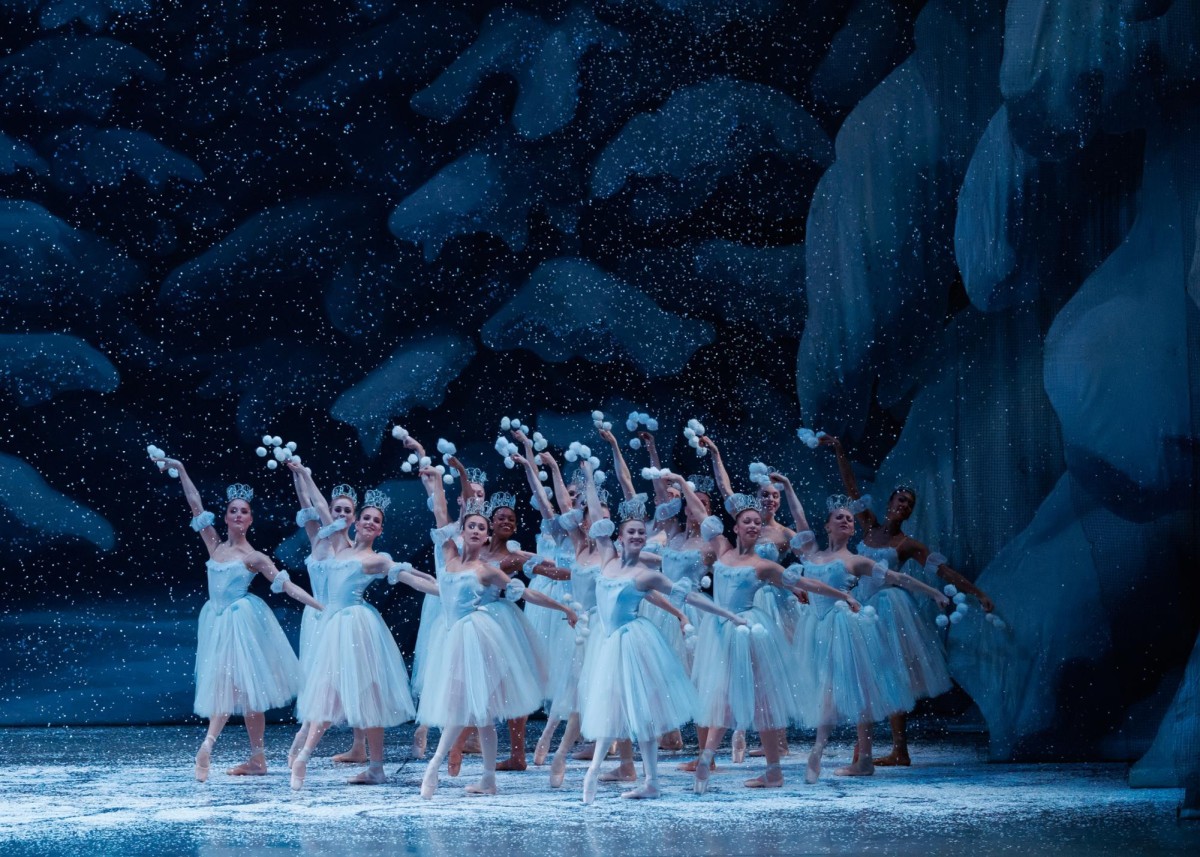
[194,594,301,718]
[547,608,602,719]
[794,606,915,726]
[296,604,416,728]
[691,607,800,731]
[638,598,693,669]
[409,592,445,698]
[298,605,320,678]
[524,575,575,706]
[869,588,952,700]
[753,585,805,644]
[579,617,698,742]
[417,604,545,727]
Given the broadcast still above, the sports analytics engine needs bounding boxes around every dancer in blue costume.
[685,487,859,793]
[822,435,994,766]
[575,461,745,805]
[285,467,371,767]
[418,493,577,799]
[289,469,437,790]
[797,497,950,783]
[154,455,321,783]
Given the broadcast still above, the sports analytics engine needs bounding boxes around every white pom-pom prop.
[538,470,549,482]
[167,467,179,478]
[501,417,512,430]
[156,460,166,470]
[949,611,964,625]
[591,410,604,421]
[443,474,453,484]
[272,436,283,447]
[504,457,516,469]
[401,462,412,473]
[935,614,950,628]
[419,456,432,467]
[588,456,600,469]
[265,461,276,471]
[391,425,409,441]
[286,441,297,452]
[701,575,712,588]
[594,470,607,485]
[630,437,642,449]
[955,602,969,615]
[261,435,273,446]
[944,584,958,597]
[255,447,267,458]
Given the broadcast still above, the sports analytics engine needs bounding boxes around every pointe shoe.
[533,734,552,767]
[582,769,599,805]
[549,756,567,788]
[420,763,439,800]
[731,732,747,764]
[448,746,463,777]
[290,750,311,791]
[804,750,821,785]
[598,766,637,783]
[621,781,660,800]
[195,737,214,783]
[495,757,527,771]
[744,763,783,788]
[693,754,712,795]
[678,757,717,773]
[226,751,267,776]
[465,775,497,796]
[411,725,428,759]
[347,765,386,785]
[332,746,368,764]
[874,751,910,767]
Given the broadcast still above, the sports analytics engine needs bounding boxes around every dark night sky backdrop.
[1,0,1198,783]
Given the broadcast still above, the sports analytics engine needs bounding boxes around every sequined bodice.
[713,561,765,614]
[595,575,646,632]
[855,544,898,601]
[205,559,255,612]
[322,557,379,614]
[802,559,855,617]
[305,555,330,605]
[438,569,501,623]
[661,548,704,585]
[571,563,600,613]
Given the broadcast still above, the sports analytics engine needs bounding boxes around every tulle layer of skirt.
[194,594,300,718]
[870,587,952,701]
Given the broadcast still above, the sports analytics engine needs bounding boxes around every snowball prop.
[683,418,709,457]
[256,434,297,471]
[796,426,827,449]
[625,410,659,433]
[390,425,410,441]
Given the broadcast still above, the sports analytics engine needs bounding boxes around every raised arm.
[636,431,671,505]
[287,459,333,526]
[511,439,556,520]
[421,465,452,528]
[542,449,575,516]
[289,464,322,542]
[245,551,324,611]
[700,436,734,499]
[581,460,616,565]
[160,457,220,556]
[598,428,635,500]
[768,471,811,534]
[819,435,880,528]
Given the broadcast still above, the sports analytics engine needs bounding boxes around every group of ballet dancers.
[154,415,995,803]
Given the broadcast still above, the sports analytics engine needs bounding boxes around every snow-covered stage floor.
[1,725,1195,856]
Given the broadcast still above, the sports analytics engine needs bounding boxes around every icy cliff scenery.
[0,0,1197,794]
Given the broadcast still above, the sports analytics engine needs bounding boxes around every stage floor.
[0,725,1194,856]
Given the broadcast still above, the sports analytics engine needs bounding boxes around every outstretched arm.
[246,552,324,610]
[543,450,575,516]
[906,541,992,611]
[160,457,220,556]
[421,465,452,528]
[521,588,578,626]
[763,559,861,611]
[700,436,734,499]
[581,460,616,565]
[598,428,635,500]
[642,570,744,624]
[769,472,810,534]
[637,431,671,505]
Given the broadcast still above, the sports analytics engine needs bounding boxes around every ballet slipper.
[290,750,311,791]
[598,765,637,783]
[448,745,463,777]
[744,763,783,789]
[347,765,386,785]
[731,732,747,764]
[411,725,428,759]
[621,782,660,800]
[332,746,368,764]
[465,774,497,796]
[582,768,600,805]
[678,757,717,773]
[495,757,526,772]
[804,750,822,784]
[571,741,597,761]
[420,762,439,800]
[226,751,267,776]
[693,752,713,795]
[834,761,875,777]
[194,737,214,783]
[549,756,567,788]
[873,750,910,767]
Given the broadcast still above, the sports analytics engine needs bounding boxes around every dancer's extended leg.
[582,736,611,805]
[227,710,268,776]
[550,713,581,788]
[422,725,463,799]
[348,727,387,784]
[622,738,660,800]
[466,725,499,795]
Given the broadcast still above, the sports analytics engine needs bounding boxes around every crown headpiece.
[486,492,517,517]
[892,483,917,498]
[569,469,588,490]
[724,493,762,518]
[826,493,855,514]
[330,484,358,505]
[363,488,391,513]
[226,483,254,503]
[617,493,648,523]
[463,497,488,518]
[466,467,489,486]
[595,487,611,507]
[687,474,716,496]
